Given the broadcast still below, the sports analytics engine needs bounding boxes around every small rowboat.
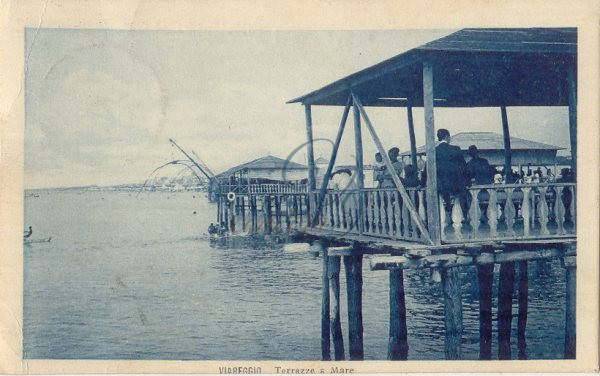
[24,237,52,244]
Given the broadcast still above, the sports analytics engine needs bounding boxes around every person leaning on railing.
[381,147,404,188]
[465,145,494,186]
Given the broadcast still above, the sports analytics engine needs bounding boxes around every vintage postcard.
[0,0,598,374]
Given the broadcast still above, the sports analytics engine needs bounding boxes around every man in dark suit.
[435,129,468,210]
[465,145,494,185]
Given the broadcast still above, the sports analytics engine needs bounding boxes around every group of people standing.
[373,128,494,193]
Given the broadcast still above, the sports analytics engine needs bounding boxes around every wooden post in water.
[563,255,576,359]
[329,255,345,360]
[441,266,463,360]
[478,262,494,360]
[498,261,515,360]
[217,196,222,225]
[517,260,528,360]
[317,241,331,360]
[344,247,364,360]
[388,268,408,360]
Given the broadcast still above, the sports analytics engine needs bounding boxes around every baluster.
[401,195,410,239]
[418,190,426,223]
[504,188,516,237]
[385,191,393,236]
[354,193,361,232]
[321,194,328,229]
[299,194,304,227]
[469,189,480,238]
[372,191,380,234]
[394,191,402,240]
[554,186,565,235]
[340,193,348,230]
[380,191,387,234]
[487,189,498,238]
[537,187,550,235]
[362,191,369,233]
[521,187,532,237]
[329,193,335,229]
[335,193,341,229]
[332,193,338,229]
[439,194,447,233]
[367,192,374,234]
[568,185,576,223]
[451,196,464,240]
[348,194,355,232]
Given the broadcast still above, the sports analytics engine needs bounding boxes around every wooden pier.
[213,28,578,360]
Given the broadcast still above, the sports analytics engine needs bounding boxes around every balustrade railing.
[216,182,576,243]
[308,187,429,242]
[440,182,576,242]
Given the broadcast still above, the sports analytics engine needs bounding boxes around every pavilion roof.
[288,28,576,108]
[400,132,564,156]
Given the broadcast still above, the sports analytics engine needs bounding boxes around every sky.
[24,29,571,189]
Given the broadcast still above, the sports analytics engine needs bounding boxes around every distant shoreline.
[25,184,207,193]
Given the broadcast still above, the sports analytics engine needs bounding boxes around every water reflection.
[24,190,567,360]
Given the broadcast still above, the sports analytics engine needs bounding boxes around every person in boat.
[207,223,218,235]
[465,145,494,186]
[218,221,228,236]
[23,226,32,239]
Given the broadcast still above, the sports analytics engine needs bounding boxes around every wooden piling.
[344,250,364,360]
[230,199,236,232]
[441,267,463,360]
[478,263,494,360]
[517,260,528,360]
[319,241,331,360]
[563,255,576,359]
[388,269,408,360]
[329,256,345,360]
[498,261,515,360]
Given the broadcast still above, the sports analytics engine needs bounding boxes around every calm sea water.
[24,189,567,360]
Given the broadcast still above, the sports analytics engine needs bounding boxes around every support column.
[329,256,345,360]
[313,97,351,226]
[353,101,365,234]
[317,241,331,360]
[517,260,529,360]
[567,63,577,180]
[305,104,317,191]
[407,106,418,169]
[441,266,463,360]
[498,262,515,359]
[478,263,494,360]
[344,249,364,360]
[501,106,513,183]
[563,255,576,359]
[423,61,441,244]
[388,269,409,360]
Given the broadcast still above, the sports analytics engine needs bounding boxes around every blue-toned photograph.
[24,28,577,361]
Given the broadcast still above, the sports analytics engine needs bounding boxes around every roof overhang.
[288,28,576,108]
